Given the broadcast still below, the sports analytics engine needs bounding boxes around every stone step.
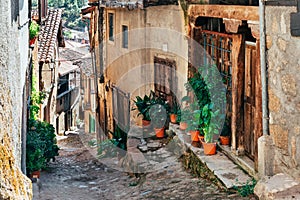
[169,123,253,189]
[254,173,300,200]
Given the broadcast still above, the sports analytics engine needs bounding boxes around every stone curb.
[169,123,253,189]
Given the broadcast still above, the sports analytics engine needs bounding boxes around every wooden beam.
[254,40,262,170]
[231,34,245,154]
[223,18,242,33]
[248,21,260,39]
[188,5,259,21]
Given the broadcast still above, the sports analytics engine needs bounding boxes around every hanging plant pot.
[170,114,177,124]
[219,136,230,145]
[179,122,187,130]
[154,127,165,138]
[30,170,41,178]
[29,37,36,46]
[202,142,217,155]
[189,130,200,142]
[142,119,151,127]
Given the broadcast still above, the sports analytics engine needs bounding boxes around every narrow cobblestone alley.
[33,130,255,200]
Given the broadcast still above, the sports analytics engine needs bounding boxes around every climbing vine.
[30,65,47,120]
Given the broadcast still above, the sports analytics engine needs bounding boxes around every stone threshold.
[169,123,253,189]
[217,143,258,179]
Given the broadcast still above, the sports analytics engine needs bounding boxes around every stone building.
[82,0,188,140]
[57,40,93,134]
[0,0,32,199]
[184,0,300,197]
[37,8,64,129]
[56,46,81,134]
[187,3,261,176]
[253,1,300,199]
[265,1,300,179]
[83,0,300,198]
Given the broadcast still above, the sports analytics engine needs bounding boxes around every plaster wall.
[104,5,188,131]
[0,0,32,199]
[265,5,300,179]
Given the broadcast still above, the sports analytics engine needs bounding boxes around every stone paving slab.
[169,123,253,189]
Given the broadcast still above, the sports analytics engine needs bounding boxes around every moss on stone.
[180,150,226,190]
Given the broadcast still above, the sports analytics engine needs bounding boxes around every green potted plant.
[178,96,191,130]
[29,20,39,46]
[201,104,223,155]
[132,91,155,126]
[186,108,203,142]
[26,129,46,178]
[132,91,170,127]
[150,104,167,138]
[179,107,190,130]
[219,118,231,145]
[26,119,59,177]
[169,100,180,124]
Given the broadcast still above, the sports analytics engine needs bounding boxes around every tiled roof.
[38,9,63,63]
[98,0,178,9]
[60,41,93,75]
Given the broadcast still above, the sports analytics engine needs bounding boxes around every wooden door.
[244,42,257,160]
[154,57,177,106]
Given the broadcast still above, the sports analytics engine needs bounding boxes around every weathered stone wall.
[265,6,300,179]
[0,0,32,199]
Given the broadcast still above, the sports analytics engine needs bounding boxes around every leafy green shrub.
[29,21,39,39]
[26,119,59,174]
[30,69,47,119]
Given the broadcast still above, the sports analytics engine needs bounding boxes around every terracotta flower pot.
[29,37,36,46]
[179,122,187,130]
[154,127,165,138]
[30,170,41,178]
[170,114,177,124]
[202,142,217,155]
[220,136,230,145]
[142,119,151,127]
[190,130,200,142]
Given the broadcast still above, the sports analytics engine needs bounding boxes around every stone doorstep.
[254,173,300,200]
[169,123,253,189]
[218,144,257,179]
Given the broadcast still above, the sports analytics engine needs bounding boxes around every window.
[122,25,128,48]
[108,13,114,41]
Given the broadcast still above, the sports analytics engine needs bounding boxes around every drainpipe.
[259,0,269,136]
[257,0,275,179]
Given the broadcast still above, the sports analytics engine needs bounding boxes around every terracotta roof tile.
[38,9,63,63]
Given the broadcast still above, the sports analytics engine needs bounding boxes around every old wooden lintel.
[188,5,259,22]
[223,18,242,33]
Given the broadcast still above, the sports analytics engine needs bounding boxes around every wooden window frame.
[108,13,114,42]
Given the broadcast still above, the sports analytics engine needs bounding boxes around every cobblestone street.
[33,131,255,200]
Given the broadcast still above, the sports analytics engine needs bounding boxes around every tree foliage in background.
[49,0,88,31]
[32,0,88,31]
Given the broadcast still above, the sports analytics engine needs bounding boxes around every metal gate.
[112,86,130,132]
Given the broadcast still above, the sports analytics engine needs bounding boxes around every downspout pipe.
[259,0,269,136]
